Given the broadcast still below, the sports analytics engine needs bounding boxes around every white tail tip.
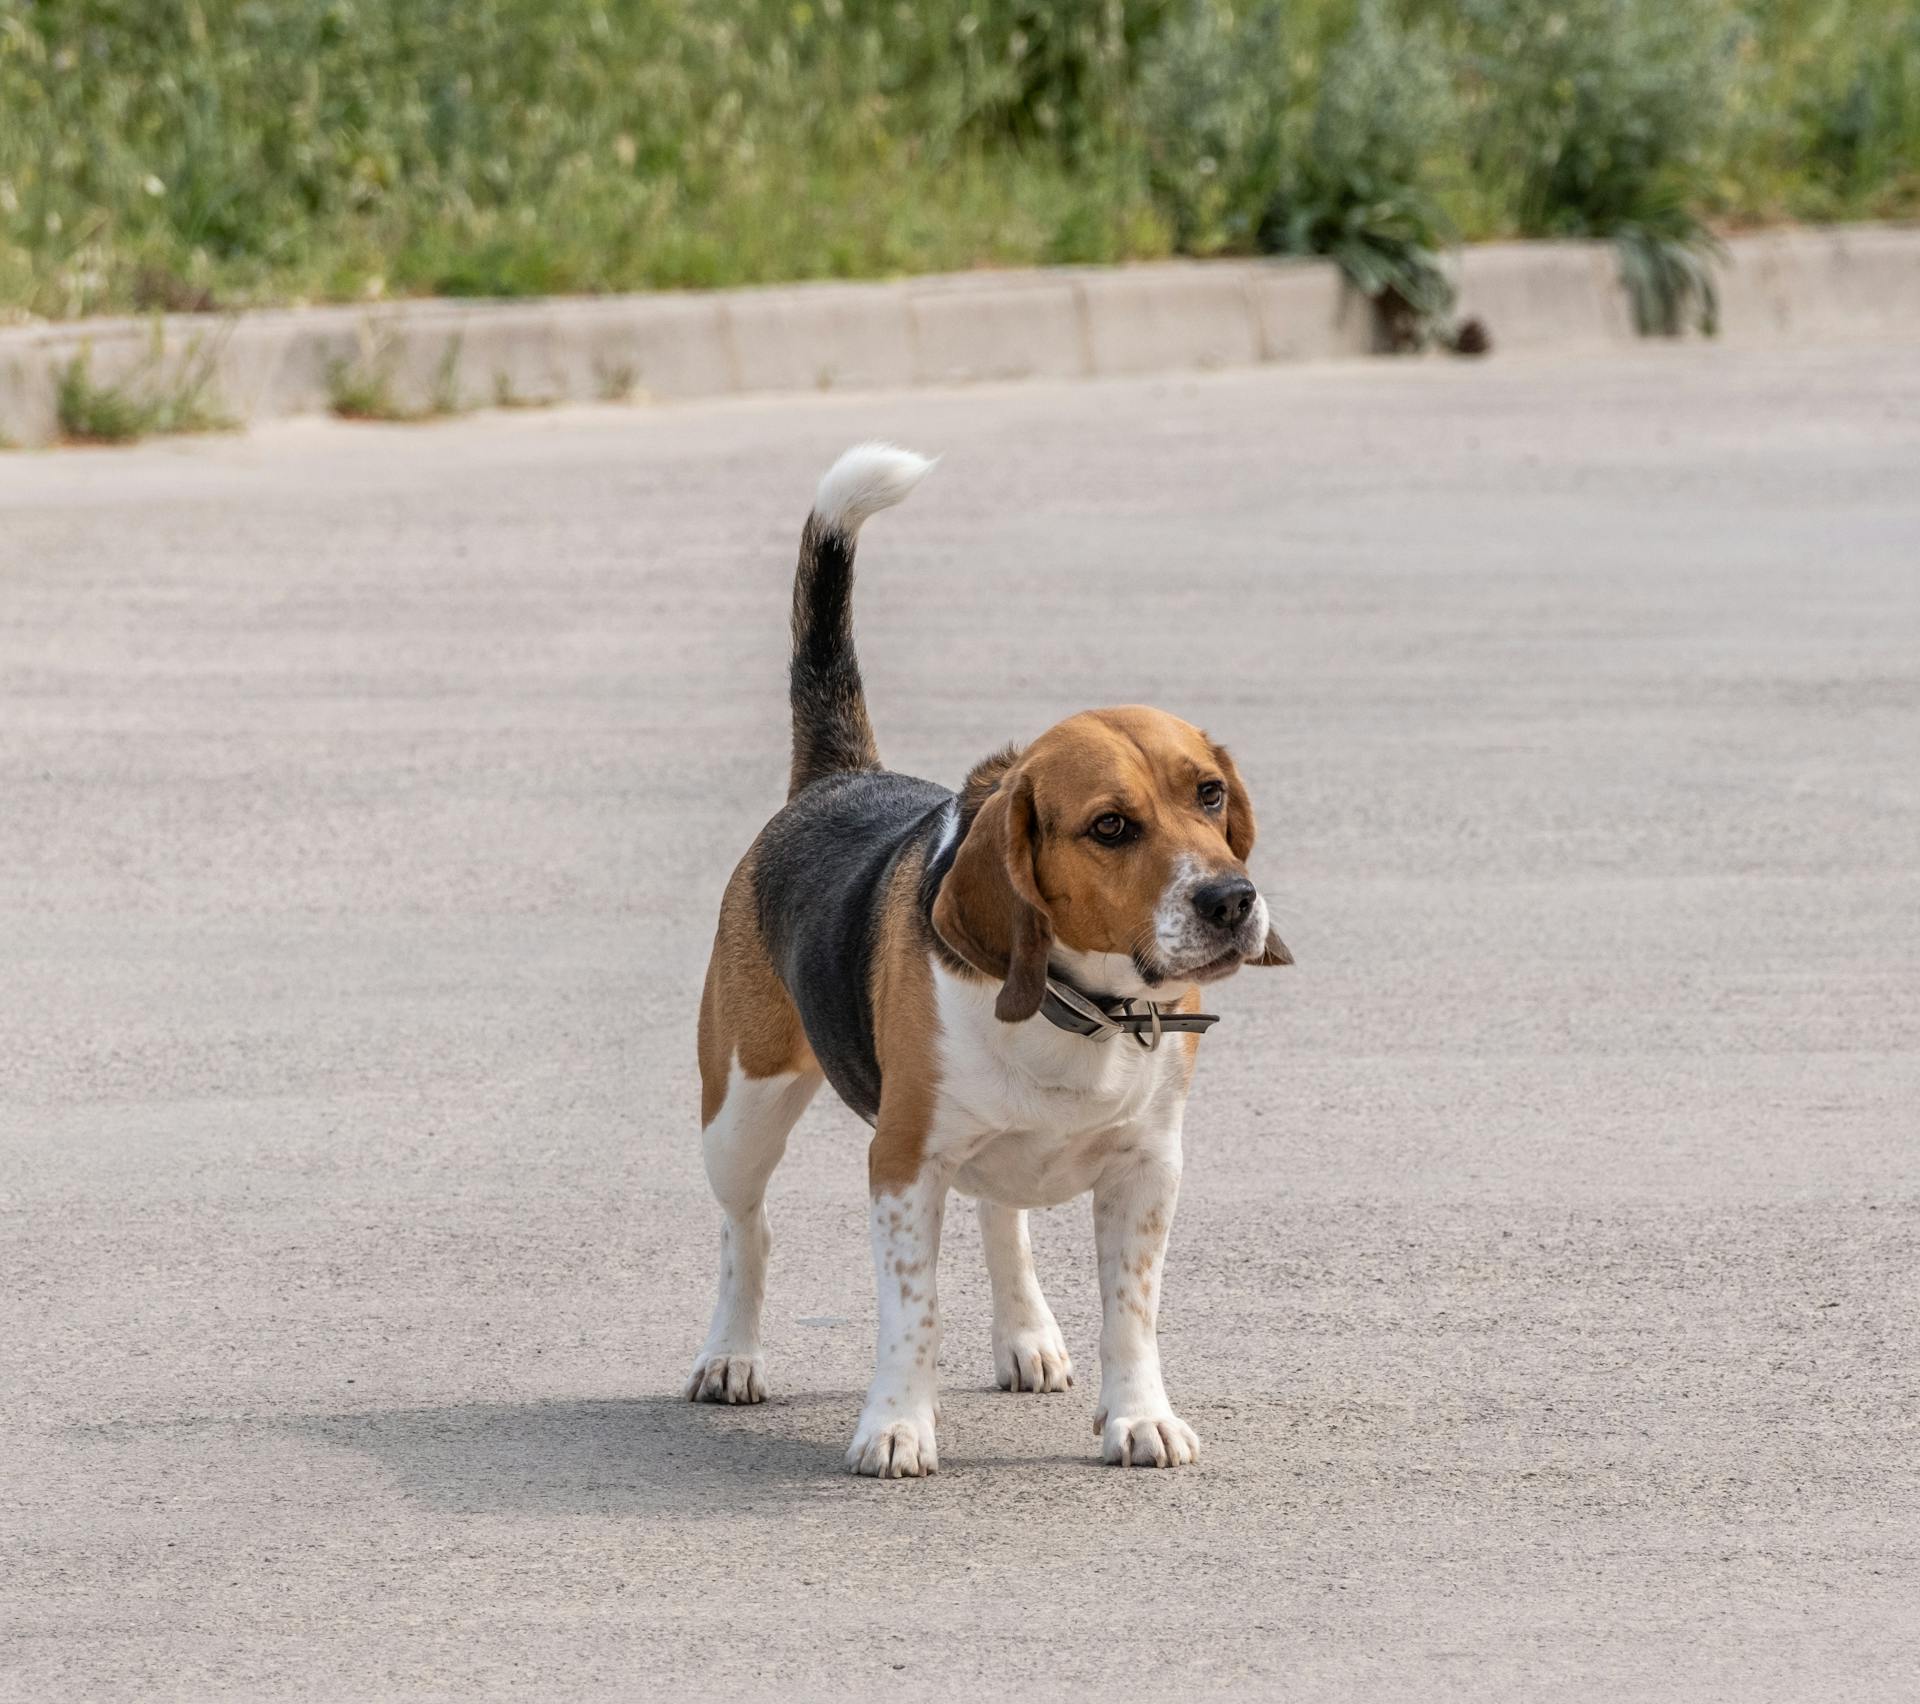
[812,441,935,537]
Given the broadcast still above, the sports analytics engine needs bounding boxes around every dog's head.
[932,706,1290,1022]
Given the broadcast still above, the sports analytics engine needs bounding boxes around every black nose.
[1192,875,1256,931]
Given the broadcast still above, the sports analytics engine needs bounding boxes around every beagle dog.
[687,443,1289,1475]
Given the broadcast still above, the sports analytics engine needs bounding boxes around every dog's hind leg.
[687,1065,820,1404]
[688,857,821,1405]
[979,1202,1074,1393]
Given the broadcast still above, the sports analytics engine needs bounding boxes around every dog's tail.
[787,441,935,798]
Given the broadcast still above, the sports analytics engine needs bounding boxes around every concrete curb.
[3,226,1915,446]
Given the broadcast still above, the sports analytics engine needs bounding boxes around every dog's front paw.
[1096,1407,1200,1468]
[994,1320,1073,1394]
[685,1349,768,1405]
[848,1406,939,1478]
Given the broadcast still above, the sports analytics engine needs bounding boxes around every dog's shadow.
[293,1392,860,1517]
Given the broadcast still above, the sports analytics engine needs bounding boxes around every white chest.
[928,962,1189,1208]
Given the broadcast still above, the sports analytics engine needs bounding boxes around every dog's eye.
[1089,812,1130,844]
[1198,780,1226,812]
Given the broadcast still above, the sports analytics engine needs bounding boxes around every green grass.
[53,339,232,443]
[2,0,1914,326]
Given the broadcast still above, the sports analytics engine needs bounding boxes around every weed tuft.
[492,371,554,410]
[594,359,639,405]
[324,357,405,424]
[53,336,231,444]
[327,332,470,423]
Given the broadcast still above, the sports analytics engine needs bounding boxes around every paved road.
[4,344,1918,1701]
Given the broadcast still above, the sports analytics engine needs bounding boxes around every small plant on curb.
[53,333,232,444]
[327,331,471,423]
[428,336,465,416]
[593,357,639,404]
[1262,177,1465,354]
[324,352,405,422]
[491,370,556,410]
[1614,208,1727,337]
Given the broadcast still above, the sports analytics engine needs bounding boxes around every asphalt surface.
[3,343,1918,1701]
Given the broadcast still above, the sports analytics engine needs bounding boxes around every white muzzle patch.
[1152,856,1268,976]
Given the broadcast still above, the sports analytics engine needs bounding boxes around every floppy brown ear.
[1247,929,1293,967]
[1207,739,1258,862]
[1210,739,1291,965]
[993,770,1054,1020]
[930,769,1056,1022]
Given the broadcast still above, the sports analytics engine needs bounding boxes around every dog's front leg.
[1092,1148,1200,1468]
[848,1152,948,1477]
